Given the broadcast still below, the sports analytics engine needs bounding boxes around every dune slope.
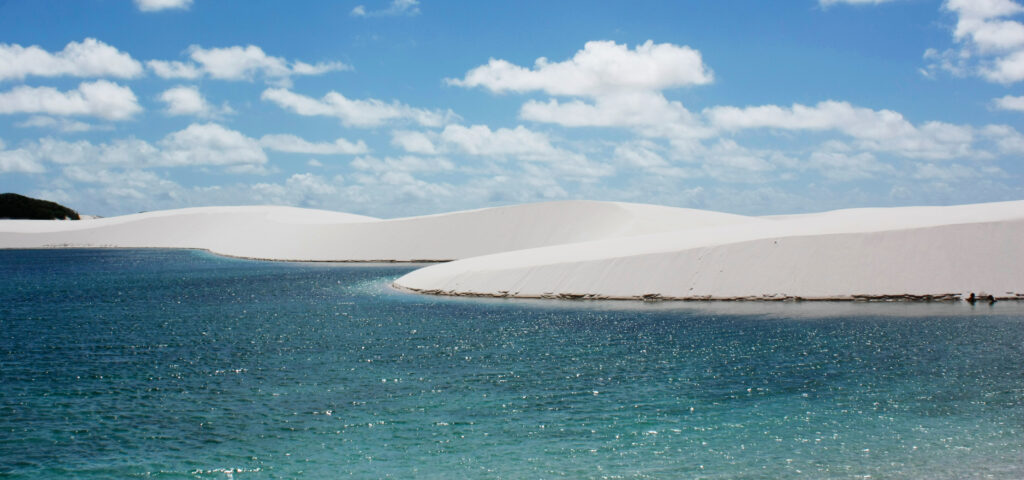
[0,201,754,261]
[393,201,1024,301]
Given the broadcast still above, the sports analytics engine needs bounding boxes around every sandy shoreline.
[3,200,1022,302]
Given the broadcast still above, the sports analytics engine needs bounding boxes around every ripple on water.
[0,249,1022,479]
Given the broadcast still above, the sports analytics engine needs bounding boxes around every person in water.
[966,293,976,304]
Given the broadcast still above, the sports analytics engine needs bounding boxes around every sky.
[1,0,1023,217]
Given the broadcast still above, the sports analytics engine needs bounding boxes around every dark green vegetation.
[0,193,79,220]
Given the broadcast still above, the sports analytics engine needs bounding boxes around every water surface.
[1,249,1022,478]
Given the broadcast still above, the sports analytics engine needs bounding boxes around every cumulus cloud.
[0,80,141,120]
[0,38,143,81]
[351,155,454,174]
[439,124,561,157]
[993,94,1024,110]
[389,124,570,160]
[448,40,712,97]
[261,87,454,127]
[135,0,193,12]
[158,85,232,118]
[259,134,368,155]
[451,41,714,144]
[521,91,712,140]
[705,100,977,159]
[390,130,437,154]
[20,123,267,171]
[147,45,349,86]
[924,0,1024,83]
[0,139,46,173]
[15,115,107,133]
[159,123,267,167]
[351,0,420,17]
[806,150,896,181]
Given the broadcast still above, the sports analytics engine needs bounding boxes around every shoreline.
[391,283,1023,303]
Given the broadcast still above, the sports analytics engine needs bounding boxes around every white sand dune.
[393,201,1024,301]
[0,201,753,261]
[4,199,1021,301]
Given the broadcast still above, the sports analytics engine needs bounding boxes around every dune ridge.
[0,201,752,262]
[2,200,1021,301]
[392,200,1024,301]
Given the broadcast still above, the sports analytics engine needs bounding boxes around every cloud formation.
[351,0,420,17]
[819,0,899,6]
[0,38,143,81]
[924,0,1024,83]
[448,40,712,97]
[135,0,193,12]
[0,80,141,120]
[158,85,233,118]
[148,45,349,86]
[259,134,368,155]
[262,88,454,127]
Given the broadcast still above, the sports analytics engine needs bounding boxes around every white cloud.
[440,124,559,157]
[135,0,193,12]
[614,141,669,169]
[911,162,985,181]
[351,0,420,17]
[698,139,777,183]
[448,40,712,97]
[261,87,454,127]
[285,172,337,196]
[0,139,46,173]
[146,60,202,79]
[807,151,895,181]
[147,45,349,86]
[15,115,106,133]
[819,0,899,6]
[19,123,267,171]
[389,124,588,163]
[0,38,143,81]
[307,159,323,167]
[521,91,712,140]
[157,85,233,118]
[351,155,454,174]
[981,123,1024,153]
[391,130,437,154]
[705,100,976,159]
[259,134,368,155]
[159,123,267,167]
[925,0,1024,83]
[0,80,141,120]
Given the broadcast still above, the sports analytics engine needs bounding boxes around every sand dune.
[4,200,1021,301]
[393,201,1024,301]
[0,201,753,261]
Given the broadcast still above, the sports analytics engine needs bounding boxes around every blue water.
[1,249,1022,479]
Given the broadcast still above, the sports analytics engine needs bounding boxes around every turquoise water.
[1,249,1022,479]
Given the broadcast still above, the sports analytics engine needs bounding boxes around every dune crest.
[392,200,1024,301]
[3,200,1021,301]
[0,201,751,262]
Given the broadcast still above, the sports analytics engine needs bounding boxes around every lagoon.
[1,249,1022,478]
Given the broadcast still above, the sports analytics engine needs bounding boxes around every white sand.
[0,201,753,261]
[393,201,1024,301]
[4,199,1021,300]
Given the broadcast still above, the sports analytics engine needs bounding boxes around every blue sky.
[1,0,1023,217]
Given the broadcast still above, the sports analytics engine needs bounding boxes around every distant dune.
[2,200,1021,301]
[0,201,751,261]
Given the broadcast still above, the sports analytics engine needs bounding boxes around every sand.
[393,201,1024,301]
[0,201,753,261]
[3,200,1021,301]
